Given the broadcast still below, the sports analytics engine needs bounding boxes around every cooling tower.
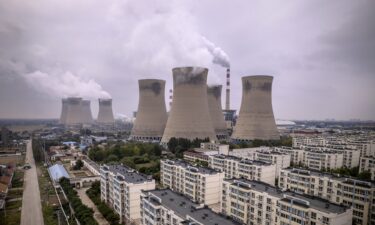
[130,79,168,141]
[65,97,83,125]
[232,75,279,141]
[207,85,228,140]
[80,100,93,124]
[97,98,115,124]
[161,67,217,144]
[59,98,68,124]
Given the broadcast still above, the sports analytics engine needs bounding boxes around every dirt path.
[20,140,44,225]
[76,188,110,225]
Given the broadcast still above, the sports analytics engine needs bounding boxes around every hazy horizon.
[1,0,374,120]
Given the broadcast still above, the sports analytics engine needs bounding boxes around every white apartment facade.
[140,189,238,225]
[303,150,344,171]
[229,146,270,158]
[208,154,276,186]
[100,164,155,224]
[278,168,375,225]
[222,179,353,225]
[274,146,305,165]
[160,159,224,205]
[359,156,375,180]
[254,150,291,177]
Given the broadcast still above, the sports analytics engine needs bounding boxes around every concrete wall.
[131,79,168,141]
[97,98,114,124]
[232,75,279,141]
[207,85,228,140]
[161,67,217,143]
[65,97,83,125]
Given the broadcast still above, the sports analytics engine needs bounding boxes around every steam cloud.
[202,37,230,68]
[23,71,111,99]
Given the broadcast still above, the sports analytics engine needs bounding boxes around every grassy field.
[0,168,24,225]
[0,155,25,165]
[0,200,22,225]
[11,169,25,188]
[37,164,60,225]
[135,161,158,170]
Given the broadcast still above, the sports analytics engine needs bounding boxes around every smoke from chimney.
[23,70,111,99]
[202,37,230,68]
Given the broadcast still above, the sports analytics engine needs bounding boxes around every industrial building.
[97,98,115,124]
[232,75,279,141]
[80,100,94,124]
[59,98,68,124]
[207,85,228,140]
[130,79,168,142]
[222,179,352,225]
[64,97,84,125]
[161,67,217,143]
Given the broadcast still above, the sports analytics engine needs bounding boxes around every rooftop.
[162,159,221,175]
[212,155,273,166]
[144,189,239,225]
[101,164,153,184]
[225,179,349,214]
[282,168,375,187]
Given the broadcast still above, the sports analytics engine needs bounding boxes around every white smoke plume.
[202,37,230,68]
[23,70,111,99]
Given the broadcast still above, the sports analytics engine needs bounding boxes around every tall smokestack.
[65,97,83,125]
[97,98,115,124]
[59,98,68,124]
[130,79,168,141]
[80,100,93,124]
[232,75,279,141]
[225,68,230,110]
[161,67,217,144]
[169,89,173,110]
[207,85,228,140]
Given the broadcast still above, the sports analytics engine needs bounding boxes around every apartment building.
[222,179,352,225]
[208,154,276,185]
[100,164,155,224]
[199,142,229,154]
[350,141,375,157]
[293,136,327,148]
[302,145,360,168]
[303,150,343,171]
[274,146,305,165]
[359,156,375,180]
[183,150,210,163]
[160,159,224,205]
[140,189,238,225]
[228,146,270,158]
[254,150,291,177]
[278,168,375,225]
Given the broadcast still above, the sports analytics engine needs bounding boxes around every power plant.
[97,98,115,124]
[80,100,94,124]
[130,79,168,141]
[65,97,84,125]
[161,67,217,143]
[59,98,68,124]
[207,85,228,140]
[232,75,279,141]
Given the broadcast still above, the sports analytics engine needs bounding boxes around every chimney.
[225,68,230,110]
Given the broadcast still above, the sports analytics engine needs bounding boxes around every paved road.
[77,188,109,225]
[20,140,44,225]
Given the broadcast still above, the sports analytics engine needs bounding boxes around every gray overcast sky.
[0,0,374,120]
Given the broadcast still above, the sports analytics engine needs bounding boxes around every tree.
[358,171,372,181]
[73,159,84,170]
